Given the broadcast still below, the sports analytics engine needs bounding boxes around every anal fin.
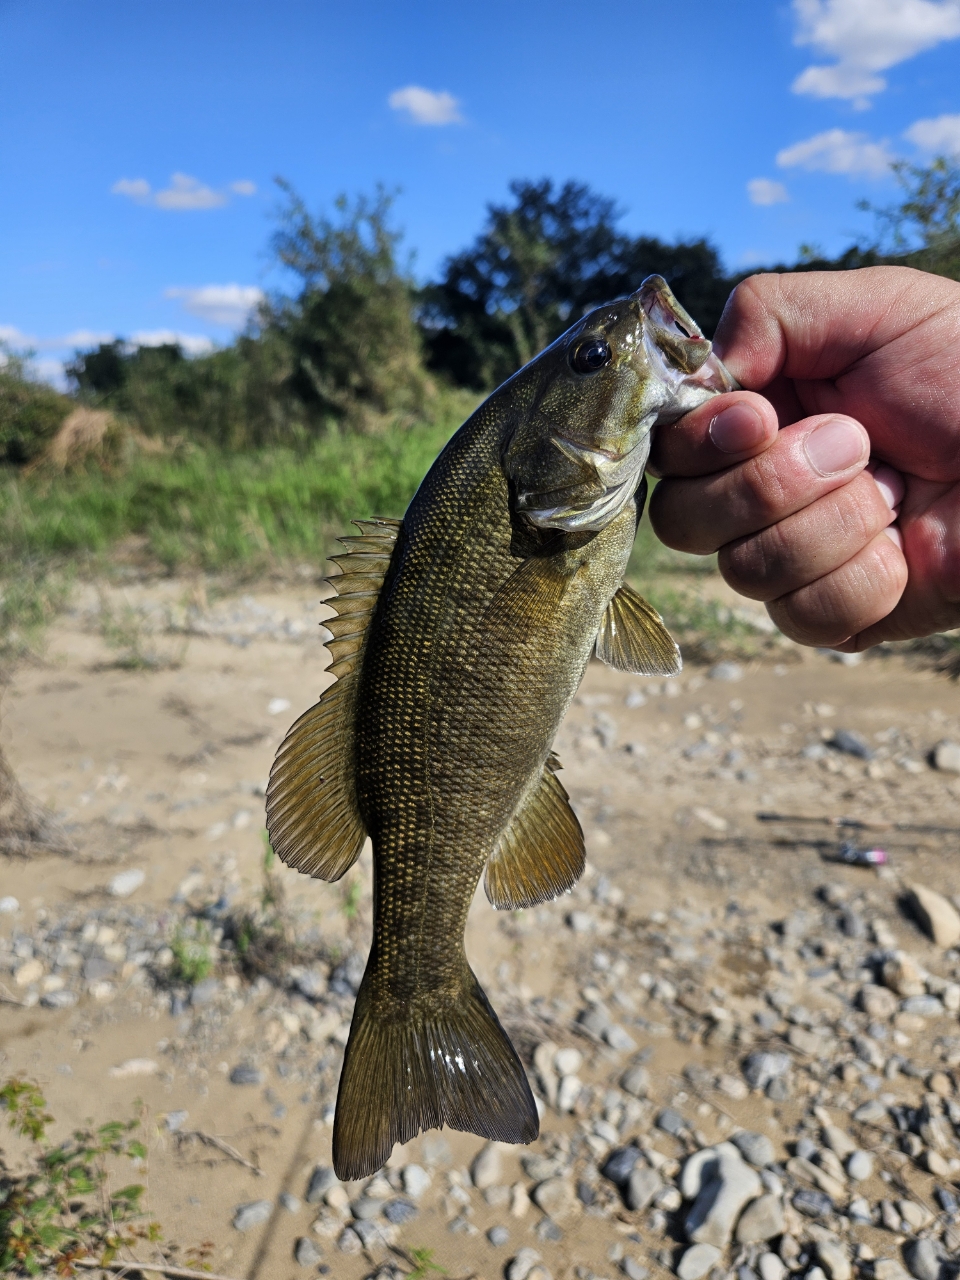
[484,752,585,910]
[595,582,682,676]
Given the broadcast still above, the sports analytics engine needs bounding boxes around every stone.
[874,1262,911,1280]
[897,1200,931,1231]
[383,1198,417,1225]
[279,1192,300,1212]
[742,1052,791,1091]
[786,1157,845,1202]
[557,1074,582,1113]
[831,729,873,759]
[511,1182,530,1218]
[882,953,925,998]
[507,1248,543,1280]
[626,1165,664,1212]
[925,1149,951,1178]
[107,1058,158,1078]
[735,1194,785,1243]
[881,1200,902,1232]
[604,1024,637,1052]
[817,1240,852,1280]
[567,911,594,933]
[792,1188,833,1218]
[527,1269,553,1280]
[14,959,43,987]
[233,1200,272,1231]
[788,1025,828,1056]
[402,1164,430,1199]
[350,1196,382,1221]
[684,1143,762,1248]
[620,1064,650,1098]
[732,1131,775,1168]
[904,1239,943,1280]
[621,1260,648,1280]
[229,1063,263,1086]
[108,868,145,897]
[471,1143,503,1189]
[554,1047,582,1075]
[901,994,944,1016]
[933,740,960,773]
[846,1150,873,1181]
[848,1197,872,1224]
[906,884,960,948]
[488,1225,510,1246]
[821,1124,856,1159]
[305,1165,337,1203]
[294,1236,321,1267]
[603,1146,641,1186]
[531,1177,578,1223]
[853,1100,887,1124]
[717,1074,749,1100]
[658,1108,687,1136]
[677,1244,722,1280]
[41,989,78,1009]
[336,1227,362,1254]
[0,896,19,913]
[709,662,743,682]
[190,977,220,1006]
[758,1254,786,1280]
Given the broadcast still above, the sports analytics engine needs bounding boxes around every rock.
[904,1239,944,1280]
[336,1227,362,1254]
[292,967,326,999]
[0,896,19,913]
[821,1124,856,1159]
[350,1196,382,1221]
[621,1259,648,1280]
[735,1194,785,1243]
[229,1063,263,1086]
[164,1110,188,1132]
[658,1108,687,1136]
[831,729,873,759]
[677,1244,723,1280]
[577,1004,611,1035]
[604,1024,637,1052]
[107,1058,158,1078]
[925,1149,951,1178]
[527,1269,553,1280]
[279,1193,300,1213]
[471,1143,503,1189]
[108,868,145,897]
[567,911,594,933]
[488,1224,510,1246]
[190,977,220,1006]
[507,1248,543,1280]
[682,1148,721,1199]
[554,1047,582,1075]
[875,1262,911,1280]
[709,662,743,682]
[402,1164,430,1199]
[620,1064,650,1098]
[848,1196,872,1224]
[294,1237,321,1266]
[233,1200,272,1231]
[928,1070,953,1096]
[626,1165,664,1212]
[41,989,77,1009]
[817,1240,852,1280]
[758,1254,786,1280]
[684,1143,762,1248]
[732,1132,775,1168]
[898,1199,931,1231]
[846,1150,873,1181]
[792,1188,833,1218]
[882,953,926,998]
[602,1146,641,1186]
[932,740,960,773]
[383,1198,417,1224]
[532,1177,578,1223]
[511,1182,530,1218]
[556,1074,582,1113]
[853,1100,887,1124]
[305,1165,337,1203]
[742,1052,791,1091]
[717,1074,749,1101]
[786,1156,845,1202]
[14,959,43,987]
[789,1025,830,1056]
[906,884,960,948]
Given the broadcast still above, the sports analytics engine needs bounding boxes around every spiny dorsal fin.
[265,518,401,881]
[595,582,682,676]
[484,752,585,910]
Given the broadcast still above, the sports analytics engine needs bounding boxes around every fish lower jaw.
[522,478,634,532]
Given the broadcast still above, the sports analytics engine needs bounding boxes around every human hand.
[648,266,960,650]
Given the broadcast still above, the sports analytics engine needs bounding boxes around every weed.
[0,1077,160,1276]
[341,876,363,921]
[224,837,302,982]
[168,919,215,986]
[97,593,185,670]
[402,1247,446,1279]
[0,564,70,666]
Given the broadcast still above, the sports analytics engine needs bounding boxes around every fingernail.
[708,402,765,454]
[882,525,903,550]
[803,418,866,476]
[868,461,905,512]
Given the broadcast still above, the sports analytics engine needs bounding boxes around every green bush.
[0,353,72,466]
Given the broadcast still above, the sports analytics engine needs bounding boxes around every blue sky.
[1,0,959,382]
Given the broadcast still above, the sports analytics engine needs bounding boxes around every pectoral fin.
[266,518,401,880]
[484,753,585,910]
[481,556,570,648]
[595,582,681,676]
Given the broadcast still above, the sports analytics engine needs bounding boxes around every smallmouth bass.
[266,276,736,1179]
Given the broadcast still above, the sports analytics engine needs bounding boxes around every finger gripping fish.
[266,276,736,1180]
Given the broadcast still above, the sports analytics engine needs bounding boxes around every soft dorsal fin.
[266,518,401,881]
[484,753,585,910]
[595,582,682,676]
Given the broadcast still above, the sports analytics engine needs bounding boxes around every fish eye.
[570,337,611,374]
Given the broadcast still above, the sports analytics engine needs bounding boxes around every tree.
[859,155,960,280]
[421,178,733,390]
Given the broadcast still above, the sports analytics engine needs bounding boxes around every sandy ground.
[2,578,960,1280]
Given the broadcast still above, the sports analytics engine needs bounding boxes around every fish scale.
[266,274,738,1179]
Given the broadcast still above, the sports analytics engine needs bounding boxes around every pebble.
[677,1244,722,1280]
[932,740,960,773]
[830,729,873,760]
[904,1239,943,1280]
[731,1131,775,1167]
[620,1064,650,1097]
[735,1194,784,1243]
[305,1166,337,1203]
[402,1164,431,1199]
[41,989,78,1008]
[279,1192,300,1212]
[294,1237,321,1267]
[742,1052,791,1091]
[532,1176,578,1223]
[14,958,43,986]
[488,1225,510,1246]
[507,1248,544,1280]
[471,1143,503,1189]
[905,884,960,948]
[792,1187,833,1217]
[108,868,145,898]
[621,1260,648,1280]
[898,1199,930,1231]
[848,1196,872,1224]
[602,1146,641,1186]
[336,1227,362,1254]
[557,1074,583,1112]
[554,1047,583,1075]
[233,1200,272,1231]
[657,1108,686,1136]
[626,1165,663,1212]
[860,984,899,1017]
[350,1196,382,1221]
[567,911,594,933]
[758,1254,786,1280]
[229,1063,263,1085]
[875,1262,911,1280]
[817,1240,852,1280]
[107,1058,158,1078]
[0,896,19,913]
[684,1143,762,1248]
[846,1150,873,1181]
[709,663,743,682]
[382,1198,417,1225]
[164,1111,189,1132]
[882,952,925,997]
[853,1100,887,1123]
[604,1023,637,1052]
[190,977,220,1006]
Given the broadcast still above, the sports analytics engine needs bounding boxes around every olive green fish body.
[266,276,737,1179]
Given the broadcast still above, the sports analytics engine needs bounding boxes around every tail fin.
[333,964,538,1181]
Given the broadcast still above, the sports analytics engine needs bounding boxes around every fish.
[265,275,737,1180]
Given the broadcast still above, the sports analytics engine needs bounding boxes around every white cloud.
[791,0,960,104]
[60,329,114,348]
[747,178,790,205]
[388,85,463,125]
[905,112,960,154]
[0,324,32,346]
[164,283,265,327]
[130,330,215,355]
[777,128,895,176]
[111,173,257,211]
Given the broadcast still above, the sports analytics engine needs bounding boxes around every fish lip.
[553,434,625,463]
